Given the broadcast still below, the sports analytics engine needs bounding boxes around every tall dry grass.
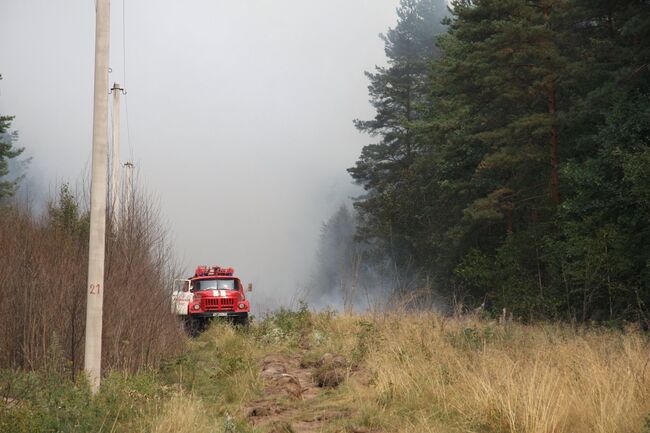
[306,313,650,433]
[0,184,184,377]
[371,317,649,433]
[146,392,213,433]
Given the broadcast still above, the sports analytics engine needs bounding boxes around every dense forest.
[314,0,650,323]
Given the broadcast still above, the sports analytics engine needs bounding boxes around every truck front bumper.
[189,311,248,319]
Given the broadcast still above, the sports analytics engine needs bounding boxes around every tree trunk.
[548,78,560,204]
[542,4,561,205]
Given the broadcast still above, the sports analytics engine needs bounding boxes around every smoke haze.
[0,1,401,312]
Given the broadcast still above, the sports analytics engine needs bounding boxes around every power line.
[121,0,135,162]
[122,0,127,86]
[124,96,134,162]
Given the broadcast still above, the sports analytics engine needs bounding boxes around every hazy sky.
[0,0,400,311]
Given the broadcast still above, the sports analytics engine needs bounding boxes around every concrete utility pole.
[123,161,134,221]
[85,0,110,394]
[110,82,122,228]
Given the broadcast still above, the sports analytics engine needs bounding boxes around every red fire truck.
[171,265,251,332]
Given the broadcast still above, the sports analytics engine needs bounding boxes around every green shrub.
[0,368,167,433]
[254,301,312,345]
[161,322,260,406]
[444,325,501,351]
[352,320,379,365]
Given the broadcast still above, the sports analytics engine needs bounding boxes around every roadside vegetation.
[0,184,184,374]
[2,308,648,433]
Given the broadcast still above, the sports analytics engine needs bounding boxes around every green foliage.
[0,113,24,199]
[310,205,359,298]
[349,0,448,259]
[48,183,90,238]
[444,325,500,351]
[162,322,259,406]
[0,368,166,433]
[350,0,650,323]
[352,320,380,365]
[254,301,312,345]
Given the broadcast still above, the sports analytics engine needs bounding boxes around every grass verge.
[1,310,648,433]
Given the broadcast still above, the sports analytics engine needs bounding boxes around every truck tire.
[185,317,206,337]
[235,314,249,327]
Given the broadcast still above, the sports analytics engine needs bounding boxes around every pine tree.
[0,114,24,200]
[552,0,650,322]
[309,205,361,309]
[350,0,448,259]
[347,0,650,320]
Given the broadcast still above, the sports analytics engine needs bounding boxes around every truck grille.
[203,298,235,312]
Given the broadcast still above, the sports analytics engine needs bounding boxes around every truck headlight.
[238,303,246,309]
[193,304,201,311]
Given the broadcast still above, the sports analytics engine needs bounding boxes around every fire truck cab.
[171,265,251,332]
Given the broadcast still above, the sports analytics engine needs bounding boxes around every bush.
[0,368,167,433]
[254,301,312,345]
[0,184,185,375]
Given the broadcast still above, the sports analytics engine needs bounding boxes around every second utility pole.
[85,0,110,394]
[111,82,122,227]
[123,161,134,221]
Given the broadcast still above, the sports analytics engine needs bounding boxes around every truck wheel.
[185,317,204,337]
[236,314,249,327]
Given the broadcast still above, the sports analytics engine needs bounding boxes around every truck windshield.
[194,279,237,291]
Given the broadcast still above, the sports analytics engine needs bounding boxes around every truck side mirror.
[247,283,253,292]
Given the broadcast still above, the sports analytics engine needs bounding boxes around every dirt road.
[245,349,371,433]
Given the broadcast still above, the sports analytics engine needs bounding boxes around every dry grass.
[306,313,650,433]
[1,291,646,433]
[147,392,214,433]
